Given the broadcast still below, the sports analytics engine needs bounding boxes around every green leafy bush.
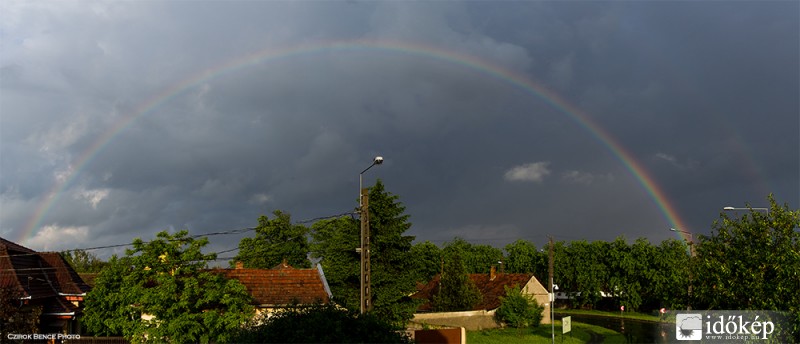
[495,285,544,328]
[232,303,413,343]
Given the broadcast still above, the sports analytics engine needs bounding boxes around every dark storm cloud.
[1,1,796,255]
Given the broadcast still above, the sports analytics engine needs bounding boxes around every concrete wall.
[411,310,502,331]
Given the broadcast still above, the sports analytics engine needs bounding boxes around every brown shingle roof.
[39,252,91,295]
[209,265,331,306]
[0,237,91,318]
[413,273,538,312]
[1,238,58,299]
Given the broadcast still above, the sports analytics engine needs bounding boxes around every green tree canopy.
[59,249,107,273]
[548,237,689,311]
[311,179,418,324]
[504,239,546,276]
[557,240,608,308]
[442,237,504,274]
[83,230,254,343]
[231,210,310,269]
[432,253,482,312]
[606,237,646,311]
[693,195,800,340]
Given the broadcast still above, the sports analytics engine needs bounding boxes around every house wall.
[523,278,552,325]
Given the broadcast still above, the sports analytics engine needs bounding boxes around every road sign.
[562,316,571,334]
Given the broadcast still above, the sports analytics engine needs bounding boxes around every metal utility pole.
[358,156,382,315]
[549,236,555,344]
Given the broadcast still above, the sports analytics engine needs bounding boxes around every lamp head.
[374,156,384,165]
[723,206,735,210]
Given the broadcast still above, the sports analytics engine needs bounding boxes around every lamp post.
[723,206,769,213]
[670,228,694,310]
[358,156,383,314]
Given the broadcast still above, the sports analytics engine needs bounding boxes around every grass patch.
[467,321,624,344]
[555,309,674,323]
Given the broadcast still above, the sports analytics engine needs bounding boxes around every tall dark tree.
[311,179,418,324]
[232,210,310,269]
[693,195,800,341]
[310,216,360,309]
[432,253,482,312]
[410,241,443,284]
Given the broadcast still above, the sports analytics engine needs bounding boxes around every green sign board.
[562,316,571,334]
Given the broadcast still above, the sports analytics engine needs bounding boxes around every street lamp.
[358,156,383,315]
[669,227,694,310]
[723,206,769,213]
[360,156,383,207]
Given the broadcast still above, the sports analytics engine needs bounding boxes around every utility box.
[414,328,466,344]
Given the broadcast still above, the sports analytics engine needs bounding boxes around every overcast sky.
[1,1,798,259]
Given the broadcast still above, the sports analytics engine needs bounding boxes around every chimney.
[235,261,244,269]
[490,265,497,281]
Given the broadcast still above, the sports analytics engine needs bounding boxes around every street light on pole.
[669,227,694,310]
[358,156,383,315]
[360,156,383,207]
[723,206,769,213]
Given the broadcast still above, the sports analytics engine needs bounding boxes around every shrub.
[232,303,413,343]
[495,285,545,328]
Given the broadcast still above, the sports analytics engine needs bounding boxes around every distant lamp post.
[669,228,695,255]
[358,156,383,315]
[670,227,694,310]
[723,206,769,213]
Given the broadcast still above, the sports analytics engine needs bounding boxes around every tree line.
[68,182,798,342]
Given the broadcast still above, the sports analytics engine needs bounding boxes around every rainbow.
[19,38,691,244]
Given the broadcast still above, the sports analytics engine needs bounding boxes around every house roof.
[413,272,542,312]
[39,252,92,295]
[209,264,331,306]
[0,237,91,316]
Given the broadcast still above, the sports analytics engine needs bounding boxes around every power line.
[0,246,244,272]
[1,210,356,259]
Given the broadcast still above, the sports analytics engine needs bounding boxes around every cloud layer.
[1,1,797,257]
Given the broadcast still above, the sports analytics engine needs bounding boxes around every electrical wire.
[0,210,356,259]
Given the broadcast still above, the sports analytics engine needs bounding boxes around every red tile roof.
[413,273,538,312]
[209,265,331,306]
